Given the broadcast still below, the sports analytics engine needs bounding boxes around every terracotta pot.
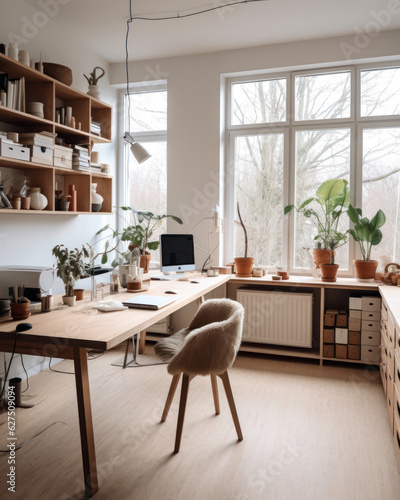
[10,301,31,320]
[353,259,378,282]
[234,257,255,277]
[63,295,76,307]
[313,249,333,268]
[73,289,85,301]
[140,252,151,273]
[320,264,339,282]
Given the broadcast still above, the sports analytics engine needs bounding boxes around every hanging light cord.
[130,0,269,22]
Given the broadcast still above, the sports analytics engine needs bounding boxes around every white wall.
[110,29,400,272]
[0,0,118,381]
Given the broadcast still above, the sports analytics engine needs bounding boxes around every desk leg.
[73,345,98,497]
[139,329,146,354]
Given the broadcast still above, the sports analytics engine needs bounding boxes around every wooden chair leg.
[218,371,243,441]
[161,374,181,422]
[210,374,220,415]
[174,374,191,453]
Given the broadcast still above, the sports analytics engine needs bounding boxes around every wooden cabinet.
[0,53,112,215]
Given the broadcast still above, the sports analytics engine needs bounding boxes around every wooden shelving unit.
[0,52,113,216]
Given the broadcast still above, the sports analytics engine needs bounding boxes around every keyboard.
[151,274,187,281]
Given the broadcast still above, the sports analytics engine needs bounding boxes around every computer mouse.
[165,290,178,294]
[190,280,200,284]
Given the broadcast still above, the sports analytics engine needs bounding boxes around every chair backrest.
[167,298,244,376]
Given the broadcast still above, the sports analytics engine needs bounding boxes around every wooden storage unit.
[0,53,113,216]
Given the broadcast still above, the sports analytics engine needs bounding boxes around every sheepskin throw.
[154,298,244,376]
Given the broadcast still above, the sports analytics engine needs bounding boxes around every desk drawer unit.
[237,290,313,348]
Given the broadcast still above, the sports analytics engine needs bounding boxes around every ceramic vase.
[91,183,103,212]
[29,187,48,210]
[8,42,18,61]
[87,85,100,99]
[63,295,76,307]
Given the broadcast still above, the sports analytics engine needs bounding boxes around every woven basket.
[43,62,73,86]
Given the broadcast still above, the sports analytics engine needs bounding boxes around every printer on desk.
[0,266,54,303]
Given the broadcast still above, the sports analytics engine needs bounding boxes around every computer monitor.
[160,234,195,274]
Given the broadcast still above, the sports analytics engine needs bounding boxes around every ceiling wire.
[130,0,269,22]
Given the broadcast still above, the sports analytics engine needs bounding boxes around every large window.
[226,64,400,274]
[123,88,167,264]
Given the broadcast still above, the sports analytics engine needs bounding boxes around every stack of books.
[90,120,101,136]
[0,74,25,111]
[72,145,90,171]
[19,132,55,165]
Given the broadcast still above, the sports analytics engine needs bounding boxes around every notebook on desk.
[122,295,176,310]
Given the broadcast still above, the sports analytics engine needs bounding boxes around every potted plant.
[284,179,350,282]
[52,244,90,306]
[97,207,183,281]
[347,205,386,281]
[234,202,254,277]
[84,66,105,99]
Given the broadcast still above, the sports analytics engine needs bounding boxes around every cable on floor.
[20,354,29,393]
[0,421,67,454]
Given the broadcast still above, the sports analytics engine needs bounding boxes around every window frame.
[225,61,400,276]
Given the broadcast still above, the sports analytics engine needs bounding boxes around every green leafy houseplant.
[347,205,386,261]
[347,205,386,281]
[52,244,90,297]
[97,207,183,268]
[284,179,350,267]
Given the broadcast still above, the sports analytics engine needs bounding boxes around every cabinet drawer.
[361,330,380,346]
[388,314,396,350]
[362,320,380,332]
[362,296,381,312]
[360,345,379,363]
[381,301,388,321]
[395,385,400,424]
[395,352,400,399]
[388,368,394,434]
[396,328,400,360]
[380,358,387,396]
[394,411,400,471]
[388,347,395,379]
[362,310,380,321]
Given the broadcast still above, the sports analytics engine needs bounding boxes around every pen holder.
[10,300,30,320]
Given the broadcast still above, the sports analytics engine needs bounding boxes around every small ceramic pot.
[60,200,70,211]
[10,198,21,209]
[63,295,76,307]
[10,301,31,320]
[21,196,30,210]
[0,298,11,317]
[73,289,85,301]
[234,257,255,277]
[87,85,100,99]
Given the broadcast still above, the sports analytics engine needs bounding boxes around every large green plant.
[97,207,183,266]
[284,179,350,264]
[347,205,386,261]
[52,244,90,297]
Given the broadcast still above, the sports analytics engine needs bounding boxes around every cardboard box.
[323,344,335,358]
[349,297,362,310]
[362,296,381,312]
[348,330,361,345]
[323,328,335,344]
[348,318,361,331]
[336,314,348,327]
[349,309,362,320]
[362,310,380,321]
[335,344,348,359]
[362,320,380,332]
[335,327,348,344]
[348,345,361,360]
[324,313,336,327]
[361,345,379,363]
[54,145,73,168]
[361,330,380,346]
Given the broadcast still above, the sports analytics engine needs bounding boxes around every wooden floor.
[1,345,400,500]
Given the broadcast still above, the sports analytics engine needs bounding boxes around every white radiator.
[237,289,313,348]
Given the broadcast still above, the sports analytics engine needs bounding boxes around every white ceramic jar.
[29,187,48,210]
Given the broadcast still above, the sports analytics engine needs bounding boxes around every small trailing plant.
[52,244,90,297]
[97,207,183,267]
[83,66,105,86]
[347,205,386,261]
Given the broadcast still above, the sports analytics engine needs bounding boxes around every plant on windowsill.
[52,244,91,306]
[234,202,254,277]
[284,179,350,282]
[347,205,386,282]
[97,207,183,284]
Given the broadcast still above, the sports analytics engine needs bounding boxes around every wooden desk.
[0,273,230,497]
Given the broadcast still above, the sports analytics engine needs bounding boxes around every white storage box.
[362,310,380,321]
[361,330,380,346]
[362,320,380,332]
[0,139,29,161]
[30,144,53,165]
[349,297,362,310]
[335,328,348,344]
[361,345,379,363]
[362,296,381,312]
[54,145,72,168]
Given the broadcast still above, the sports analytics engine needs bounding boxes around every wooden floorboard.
[0,346,399,500]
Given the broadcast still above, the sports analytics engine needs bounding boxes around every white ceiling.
[28,0,400,63]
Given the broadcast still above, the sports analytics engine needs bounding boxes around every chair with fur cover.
[154,298,244,452]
